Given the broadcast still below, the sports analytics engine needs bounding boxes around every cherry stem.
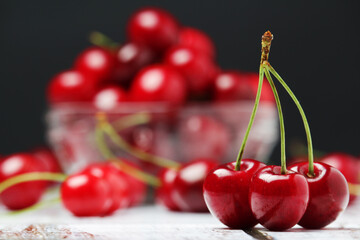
[264,66,286,174]
[89,31,119,50]
[265,64,314,176]
[2,197,61,216]
[112,112,151,131]
[235,67,264,171]
[96,113,180,169]
[0,172,67,194]
[95,123,161,187]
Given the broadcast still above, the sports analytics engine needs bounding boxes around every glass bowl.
[46,101,278,174]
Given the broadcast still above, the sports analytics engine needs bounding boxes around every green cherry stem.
[265,64,315,176]
[112,112,151,131]
[95,123,161,187]
[96,113,180,169]
[0,172,67,194]
[234,67,264,171]
[264,66,286,174]
[89,31,119,50]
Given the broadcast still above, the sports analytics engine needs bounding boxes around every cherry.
[93,86,127,111]
[289,162,349,229]
[178,115,230,161]
[32,147,62,174]
[47,70,98,103]
[155,168,180,211]
[61,170,112,216]
[0,154,47,210]
[249,166,309,231]
[171,158,218,212]
[203,159,266,229]
[319,153,360,204]
[164,45,218,94]
[81,163,130,214]
[127,7,179,53]
[214,71,274,102]
[130,64,187,105]
[178,27,215,59]
[112,42,156,84]
[74,46,115,83]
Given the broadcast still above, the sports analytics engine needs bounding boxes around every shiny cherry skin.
[171,158,218,212]
[81,163,130,214]
[289,162,349,229]
[74,46,115,83]
[93,85,127,111]
[164,45,218,94]
[0,154,47,210]
[32,147,62,174]
[178,27,215,59]
[214,71,275,102]
[249,165,309,231]
[203,159,266,229]
[61,171,112,216]
[179,115,230,161]
[156,167,181,211]
[130,64,187,105]
[319,153,360,204]
[47,70,98,103]
[127,7,179,53]
[112,42,156,84]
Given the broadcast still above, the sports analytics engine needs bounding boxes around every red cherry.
[130,64,187,105]
[156,168,180,211]
[74,47,115,83]
[0,154,47,210]
[93,86,127,111]
[32,147,62,174]
[289,162,349,229]
[171,158,218,212]
[249,165,309,231]
[81,163,130,215]
[319,153,359,204]
[178,27,215,59]
[47,70,98,103]
[203,159,266,229]
[112,42,156,84]
[127,7,179,53]
[164,45,218,94]
[214,71,275,102]
[179,115,230,161]
[61,171,112,216]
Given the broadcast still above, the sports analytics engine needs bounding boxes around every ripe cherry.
[32,147,62,174]
[47,70,98,103]
[164,45,218,94]
[130,64,187,105]
[178,27,215,59]
[214,71,274,102]
[319,153,359,204]
[249,166,309,231]
[127,7,179,53]
[203,159,266,229]
[178,115,230,161]
[61,170,112,216]
[0,154,47,210]
[171,158,218,212]
[156,168,180,211]
[74,47,115,83]
[112,42,156,84]
[93,86,127,111]
[290,162,349,229]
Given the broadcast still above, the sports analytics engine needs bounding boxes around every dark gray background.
[0,0,359,161]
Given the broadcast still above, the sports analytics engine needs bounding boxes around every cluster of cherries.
[46,7,275,108]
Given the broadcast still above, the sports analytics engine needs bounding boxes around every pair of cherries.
[204,159,349,230]
[61,162,146,216]
[0,149,62,210]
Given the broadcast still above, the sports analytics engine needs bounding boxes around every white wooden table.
[0,200,359,239]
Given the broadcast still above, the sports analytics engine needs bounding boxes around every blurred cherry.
[93,86,127,111]
[178,27,215,59]
[32,147,62,174]
[127,7,179,53]
[156,168,180,211]
[47,70,98,103]
[0,154,47,210]
[130,64,187,105]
